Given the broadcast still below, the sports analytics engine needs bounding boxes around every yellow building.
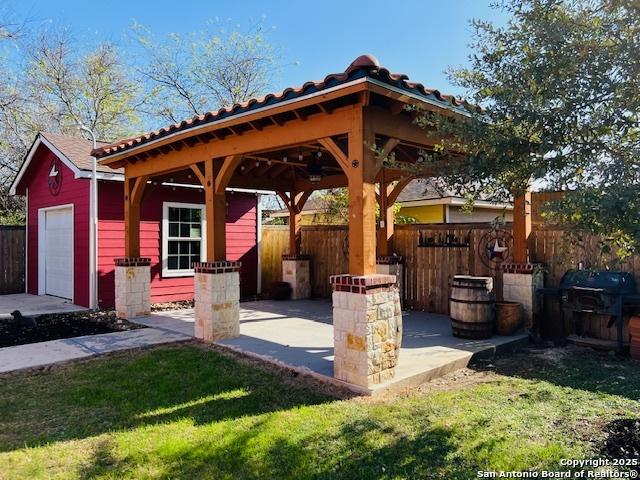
[268,180,513,225]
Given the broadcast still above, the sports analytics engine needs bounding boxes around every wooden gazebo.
[94,55,533,388]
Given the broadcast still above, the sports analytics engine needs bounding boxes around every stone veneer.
[330,273,402,387]
[502,263,543,332]
[194,261,241,342]
[114,257,151,319]
[282,254,311,299]
[376,256,403,302]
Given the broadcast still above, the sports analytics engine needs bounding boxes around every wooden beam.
[318,137,350,174]
[204,158,226,261]
[375,137,400,170]
[123,105,356,178]
[124,174,148,257]
[347,107,378,275]
[189,164,206,186]
[377,181,395,257]
[512,189,532,264]
[215,155,243,193]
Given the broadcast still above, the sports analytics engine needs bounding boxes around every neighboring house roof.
[9,132,124,195]
[92,54,470,160]
[269,179,513,218]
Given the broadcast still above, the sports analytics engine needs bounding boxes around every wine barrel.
[495,301,522,336]
[630,316,640,360]
[450,276,495,339]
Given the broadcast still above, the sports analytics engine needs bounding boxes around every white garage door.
[43,207,73,299]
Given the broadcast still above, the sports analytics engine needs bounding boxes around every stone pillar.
[502,263,543,332]
[376,256,403,302]
[330,274,402,388]
[282,254,311,299]
[194,261,241,342]
[114,257,151,319]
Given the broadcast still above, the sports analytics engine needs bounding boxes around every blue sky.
[6,0,508,97]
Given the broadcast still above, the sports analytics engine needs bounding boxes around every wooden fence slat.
[0,225,26,295]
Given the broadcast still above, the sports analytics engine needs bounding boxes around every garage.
[39,206,73,300]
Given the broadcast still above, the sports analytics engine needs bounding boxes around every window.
[162,202,206,277]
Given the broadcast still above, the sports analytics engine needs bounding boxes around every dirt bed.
[0,310,145,348]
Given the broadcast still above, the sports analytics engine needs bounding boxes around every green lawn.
[0,343,638,479]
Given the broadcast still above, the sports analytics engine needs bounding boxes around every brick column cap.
[114,257,151,267]
[502,263,541,274]
[282,254,311,261]
[376,255,403,265]
[194,261,241,274]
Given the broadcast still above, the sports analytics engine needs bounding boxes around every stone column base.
[282,255,311,299]
[330,274,402,388]
[502,263,543,332]
[194,261,241,342]
[114,257,151,319]
[376,256,403,304]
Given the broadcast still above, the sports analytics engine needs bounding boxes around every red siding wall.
[98,182,258,308]
[25,145,90,306]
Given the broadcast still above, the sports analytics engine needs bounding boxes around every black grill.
[538,269,640,352]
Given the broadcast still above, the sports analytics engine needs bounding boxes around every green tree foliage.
[411,0,639,259]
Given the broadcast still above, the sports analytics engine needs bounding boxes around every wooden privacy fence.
[0,225,25,294]
[261,223,503,310]
[261,223,640,311]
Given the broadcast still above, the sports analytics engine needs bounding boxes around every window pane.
[190,255,200,267]
[180,208,190,222]
[190,224,201,237]
[179,241,190,254]
[191,241,200,255]
[168,256,178,270]
[180,223,190,237]
[191,209,201,222]
[169,222,179,237]
[168,241,179,254]
[169,207,179,221]
[179,256,190,270]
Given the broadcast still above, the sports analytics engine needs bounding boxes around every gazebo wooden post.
[204,158,227,261]
[115,171,151,319]
[377,181,395,257]
[512,189,532,264]
[279,190,312,299]
[347,112,377,276]
[503,188,542,332]
[193,155,243,342]
[330,108,403,388]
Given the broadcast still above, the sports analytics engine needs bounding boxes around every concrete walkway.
[0,294,86,319]
[0,325,191,374]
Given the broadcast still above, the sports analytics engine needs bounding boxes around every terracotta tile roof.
[41,132,123,174]
[92,54,468,160]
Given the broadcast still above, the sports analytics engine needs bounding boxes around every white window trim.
[161,201,207,278]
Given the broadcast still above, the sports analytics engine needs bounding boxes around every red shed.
[10,132,263,308]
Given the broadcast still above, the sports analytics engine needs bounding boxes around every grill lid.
[559,269,637,295]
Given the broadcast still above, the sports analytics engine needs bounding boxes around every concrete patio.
[0,293,86,318]
[145,299,529,394]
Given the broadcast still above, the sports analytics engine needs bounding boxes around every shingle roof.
[92,54,468,159]
[41,132,122,174]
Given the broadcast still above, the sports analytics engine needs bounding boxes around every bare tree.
[132,21,281,123]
